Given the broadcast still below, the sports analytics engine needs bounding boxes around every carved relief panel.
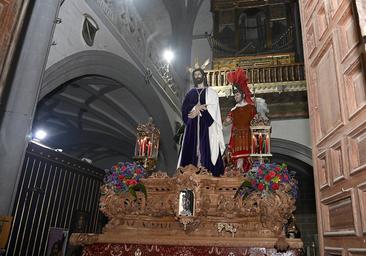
[314,40,343,137]
[299,0,366,253]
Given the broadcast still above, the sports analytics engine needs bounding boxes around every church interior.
[0,0,365,255]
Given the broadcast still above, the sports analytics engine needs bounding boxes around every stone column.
[0,0,61,215]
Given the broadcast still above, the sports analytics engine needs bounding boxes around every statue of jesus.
[177,62,225,176]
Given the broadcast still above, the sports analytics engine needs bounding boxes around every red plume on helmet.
[227,68,254,105]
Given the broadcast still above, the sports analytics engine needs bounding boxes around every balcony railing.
[206,63,305,88]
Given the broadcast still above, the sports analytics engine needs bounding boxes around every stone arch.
[271,138,316,248]
[40,50,177,172]
[271,138,312,166]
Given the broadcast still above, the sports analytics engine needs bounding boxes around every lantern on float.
[250,114,272,163]
[133,117,160,171]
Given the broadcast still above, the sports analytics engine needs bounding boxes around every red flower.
[118,175,125,181]
[121,166,127,171]
[258,169,263,175]
[126,179,137,186]
[275,166,281,172]
[257,183,264,191]
[264,174,272,182]
[136,169,142,175]
[271,183,279,190]
[269,171,276,178]
[251,180,257,186]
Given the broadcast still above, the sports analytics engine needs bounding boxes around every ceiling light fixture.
[34,129,47,141]
[163,49,174,63]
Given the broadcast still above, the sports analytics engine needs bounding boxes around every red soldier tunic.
[227,104,256,161]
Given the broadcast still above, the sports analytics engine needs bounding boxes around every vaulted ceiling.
[34,76,150,169]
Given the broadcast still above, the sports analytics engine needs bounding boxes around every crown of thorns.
[188,58,210,73]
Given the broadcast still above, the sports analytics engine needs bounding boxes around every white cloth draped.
[206,88,225,165]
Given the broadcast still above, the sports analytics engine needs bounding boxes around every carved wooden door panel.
[0,0,30,102]
[299,0,366,255]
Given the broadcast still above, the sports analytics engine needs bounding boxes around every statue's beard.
[193,77,204,86]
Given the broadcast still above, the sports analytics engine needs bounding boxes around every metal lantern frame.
[133,118,160,171]
[250,116,272,163]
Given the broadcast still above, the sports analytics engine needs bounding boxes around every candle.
[137,139,141,156]
[142,137,146,156]
[155,141,159,158]
[259,133,262,154]
[265,134,269,154]
[148,141,152,157]
[137,139,139,156]
[252,135,256,154]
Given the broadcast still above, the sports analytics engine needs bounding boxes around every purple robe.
[178,88,224,176]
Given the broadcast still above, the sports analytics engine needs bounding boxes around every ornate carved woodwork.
[206,62,306,98]
[71,165,301,251]
[299,0,366,253]
[206,56,306,103]
[212,53,296,70]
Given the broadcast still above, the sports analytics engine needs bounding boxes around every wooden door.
[0,0,30,103]
[299,0,366,255]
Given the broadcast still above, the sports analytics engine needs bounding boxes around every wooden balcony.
[206,63,306,97]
